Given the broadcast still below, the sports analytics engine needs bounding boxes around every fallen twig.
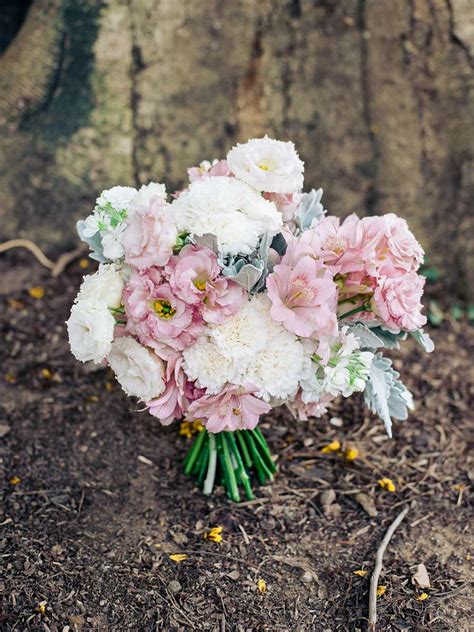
[0,238,87,276]
[368,505,410,631]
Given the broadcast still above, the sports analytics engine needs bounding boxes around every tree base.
[183,428,277,502]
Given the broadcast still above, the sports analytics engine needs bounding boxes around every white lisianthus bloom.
[131,182,167,207]
[107,336,166,401]
[96,185,138,211]
[66,299,116,364]
[171,176,282,257]
[226,136,304,193]
[77,263,124,309]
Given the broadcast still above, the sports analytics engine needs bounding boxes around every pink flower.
[187,160,232,183]
[186,383,271,433]
[267,256,338,337]
[264,192,302,223]
[122,199,177,269]
[287,391,334,421]
[379,213,424,273]
[147,354,203,424]
[124,269,200,354]
[166,244,246,324]
[372,272,427,332]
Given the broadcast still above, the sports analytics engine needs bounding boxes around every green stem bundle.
[183,428,276,501]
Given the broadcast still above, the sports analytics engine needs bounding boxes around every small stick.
[0,238,87,276]
[368,505,410,631]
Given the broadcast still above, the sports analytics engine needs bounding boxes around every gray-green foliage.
[364,353,414,438]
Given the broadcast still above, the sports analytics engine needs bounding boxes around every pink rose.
[372,272,427,332]
[166,244,246,324]
[267,256,338,337]
[124,270,200,354]
[378,213,424,273]
[122,198,177,270]
[186,383,271,433]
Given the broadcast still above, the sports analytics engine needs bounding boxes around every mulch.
[0,252,472,631]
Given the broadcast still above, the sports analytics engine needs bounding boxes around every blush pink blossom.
[186,383,271,433]
[372,272,427,332]
[166,244,246,324]
[122,199,177,269]
[266,256,338,337]
[287,391,334,421]
[264,192,303,223]
[187,160,232,183]
[147,354,203,424]
[378,213,425,273]
[124,269,200,355]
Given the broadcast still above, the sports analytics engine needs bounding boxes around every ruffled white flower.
[132,182,167,207]
[301,328,373,400]
[101,224,128,260]
[107,336,165,401]
[66,299,115,364]
[182,295,305,400]
[78,263,124,308]
[171,176,282,257]
[96,185,138,211]
[210,298,268,361]
[226,136,304,193]
[182,336,240,393]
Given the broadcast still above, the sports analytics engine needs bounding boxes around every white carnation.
[171,176,282,257]
[226,136,304,193]
[107,336,165,401]
[182,336,239,393]
[66,299,115,364]
[78,264,124,308]
[182,295,305,400]
[96,185,138,210]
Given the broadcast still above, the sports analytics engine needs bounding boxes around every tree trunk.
[0,0,473,297]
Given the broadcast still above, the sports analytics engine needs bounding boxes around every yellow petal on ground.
[353,569,368,577]
[40,368,53,379]
[4,373,16,384]
[257,578,267,593]
[79,258,89,269]
[28,286,45,299]
[8,298,25,310]
[321,440,341,454]
[345,447,359,461]
[169,553,187,562]
[204,526,223,543]
[37,602,47,615]
[9,475,21,485]
[416,592,429,601]
[376,585,387,597]
[378,478,396,492]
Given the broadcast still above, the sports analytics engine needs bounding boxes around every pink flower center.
[193,277,207,292]
[324,236,348,255]
[152,299,176,319]
[287,278,316,307]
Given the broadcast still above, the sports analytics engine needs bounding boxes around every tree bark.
[0,0,472,297]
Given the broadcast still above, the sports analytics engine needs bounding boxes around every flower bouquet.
[67,137,433,502]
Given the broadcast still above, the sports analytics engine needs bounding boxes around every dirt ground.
[0,253,472,631]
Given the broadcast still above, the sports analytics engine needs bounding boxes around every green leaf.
[364,354,414,437]
[349,324,407,349]
[450,305,464,321]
